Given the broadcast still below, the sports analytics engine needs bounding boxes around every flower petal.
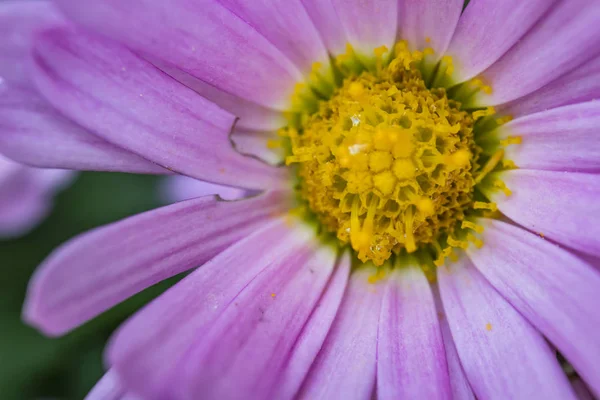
[0,2,167,174]
[150,63,286,132]
[0,155,74,238]
[216,0,329,73]
[445,0,555,83]
[472,0,600,106]
[331,0,398,56]
[572,377,595,400]
[497,101,600,172]
[398,0,463,55]
[300,0,347,55]
[437,257,576,400]
[107,218,316,399]
[0,86,169,174]
[272,251,350,400]
[467,219,600,397]
[24,191,291,336]
[85,370,124,400]
[175,242,337,399]
[159,176,246,203]
[432,284,476,400]
[0,0,63,86]
[377,266,451,400]
[299,268,384,400]
[498,54,600,118]
[483,170,600,257]
[231,129,285,166]
[54,0,301,110]
[30,27,287,190]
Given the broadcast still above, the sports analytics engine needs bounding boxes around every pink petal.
[572,377,595,400]
[467,219,600,396]
[497,101,600,172]
[437,257,576,399]
[175,242,337,399]
[0,86,169,174]
[0,0,63,86]
[159,175,246,203]
[398,0,463,56]
[431,284,476,400]
[331,0,398,56]
[272,251,350,400]
[300,0,347,55]
[107,218,316,399]
[54,0,301,110]
[231,128,285,166]
[216,0,329,73]
[30,27,287,190]
[24,191,291,336]
[0,2,169,174]
[445,0,555,83]
[85,370,125,400]
[472,0,600,106]
[377,266,451,399]
[299,268,384,400]
[499,54,600,118]
[483,170,600,257]
[0,154,74,238]
[151,63,286,132]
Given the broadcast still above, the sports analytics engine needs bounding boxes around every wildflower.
[1,0,600,399]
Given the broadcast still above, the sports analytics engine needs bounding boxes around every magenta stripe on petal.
[174,243,337,399]
[30,27,287,190]
[438,257,576,400]
[431,284,476,400]
[331,0,398,56]
[445,0,555,83]
[108,218,316,399]
[377,266,451,400]
[299,268,384,400]
[499,54,600,118]
[272,251,350,400]
[484,170,600,257]
[54,0,301,110]
[24,191,292,336]
[497,101,600,172]
[398,0,463,56]
[472,0,600,106]
[468,219,600,397]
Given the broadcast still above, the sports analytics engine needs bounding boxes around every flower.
[1,0,600,399]
[0,153,73,238]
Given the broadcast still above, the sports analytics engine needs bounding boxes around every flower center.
[280,43,515,267]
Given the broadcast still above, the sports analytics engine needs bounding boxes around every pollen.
[281,42,516,266]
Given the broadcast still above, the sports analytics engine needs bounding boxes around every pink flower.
[0,153,74,238]
[1,0,599,399]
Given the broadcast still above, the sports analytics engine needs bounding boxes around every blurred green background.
[0,173,177,399]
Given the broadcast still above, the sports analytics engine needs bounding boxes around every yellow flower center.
[280,42,517,268]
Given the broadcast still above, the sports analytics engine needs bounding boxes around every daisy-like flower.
[0,153,73,238]
[2,0,600,398]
